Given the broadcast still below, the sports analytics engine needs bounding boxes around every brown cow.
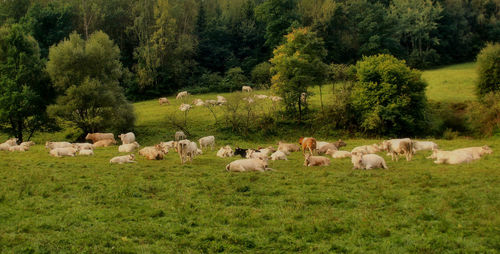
[299,137,317,155]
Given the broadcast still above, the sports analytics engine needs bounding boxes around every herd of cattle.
[0,130,493,172]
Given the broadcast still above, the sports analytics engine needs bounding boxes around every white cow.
[270,150,288,160]
[139,145,168,160]
[175,131,186,141]
[216,95,227,105]
[453,146,492,160]
[198,136,215,150]
[118,132,136,144]
[118,142,140,153]
[193,99,205,106]
[255,94,268,99]
[246,149,268,162]
[176,91,189,99]
[226,158,272,172]
[269,96,283,102]
[50,147,77,157]
[73,143,93,150]
[381,138,413,161]
[325,149,351,159]
[217,145,234,158]
[79,149,94,156]
[179,103,191,112]
[242,86,253,92]
[304,154,330,166]
[431,150,474,165]
[159,97,170,105]
[45,141,73,150]
[177,140,198,164]
[351,144,381,155]
[413,141,439,154]
[110,154,136,164]
[351,152,388,169]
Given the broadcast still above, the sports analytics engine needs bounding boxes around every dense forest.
[1,0,498,100]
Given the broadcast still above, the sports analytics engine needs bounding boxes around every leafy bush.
[220,67,249,92]
[251,62,272,89]
[476,43,500,97]
[352,54,428,136]
[468,92,500,137]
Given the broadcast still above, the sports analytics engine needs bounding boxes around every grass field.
[1,63,499,252]
[422,62,477,103]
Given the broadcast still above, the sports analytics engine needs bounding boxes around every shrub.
[220,67,249,92]
[251,62,272,89]
[476,43,500,97]
[352,54,428,136]
[468,92,500,137]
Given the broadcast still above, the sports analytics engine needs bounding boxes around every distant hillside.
[422,62,477,103]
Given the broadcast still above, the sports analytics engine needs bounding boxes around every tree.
[270,27,327,122]
[251,61,272,88]
[47,31,134,135]
[0,24,53,142]
[220,67,249,92]
[476,43,500,97]
[352,54,428,136]
[255,0,299,50]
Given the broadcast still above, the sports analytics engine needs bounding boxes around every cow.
[246,149,268,162]
[118,142,140,153]
[351,144,381,155]
[92,139,117,148]
[255,94,268,99]
[158,97,170,105]
[277,141,301,153]
[179,103,191,112]
[198,136,215,150]
[205,99,217,105]
[50,147,77,157]
[175,131,186,141]
[299,137,317,155]
[381,138,413,161]
[139,145,168,160]
[217,145,234,158]
[20,141,35,147]
[217,95,227,105]
[303,154,330,166]
[243,97,254,103]
[159,141,175,150]
[325,149,351,159]
[234,147,249,158]
[333,139,347,148]
[270,150,288,161]
[73,143,93,151]
[177,140,198,164]
[351,152,388,169]
[412,141,439,154]
[431,150,474,165]
[193,99,205,106]
[118,132,136,144]
[79,149,94,156]
[242,86,253,92]
[269,96,283,102]
[85,133,115,143]
[226,158,272,172]
[3,138,18,146]
[45,141,73,150]
[176,91,189,99]
[453,146,492,160]
[110,154,136,164]
[318,143,338,154]
[9,144,29,152]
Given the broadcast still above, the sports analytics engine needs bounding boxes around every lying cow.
[412,141,439,154]
[269,96,283,102]
[20,141,35,147]
[381,138,413,161]
[159,97,170,105]
[217,145,234,158]
[217,95,227,105]
[255,94,268,99]
[92,139,117,147]
[277,141,300,153]
[118,132,136,144]
[139,145,168,160]
[45,141,72,150]
[110,154,136,164]
[226,158,272,172]
[118,142,140,153]
[9,144,29,152]
[73,143,93,151]
[431,150,474,165]
[246,149,268,162]
[199,136,215,150]
[193,98,205,106]
[318,143,338,154]
[86,133,115,143]
[351,144,381,155]
[270,150,287,161]
[257,146,276,156]
[50,147,77,157]
[179,103,191,112]
[325,149,351,159]
[453,146,492,160]
[303,154,330,166]
[351,152,388,169]
[79,149,94,156]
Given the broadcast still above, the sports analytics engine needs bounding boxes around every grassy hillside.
[422,62,477,103]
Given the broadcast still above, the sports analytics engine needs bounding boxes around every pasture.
[422,62,477,103]
[1,63,499,253]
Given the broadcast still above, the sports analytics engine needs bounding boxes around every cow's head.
[298,137,304,145]
[335,139,347,148]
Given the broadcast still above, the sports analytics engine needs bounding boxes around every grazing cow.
[85,133,115,143]
[255,94,268,99]
[176,91,189,99]
[381,138,413,161]
[139,145,168,160]
[158,97,170,105]
[299,137,317,155]
[303,154,330,166]
[269,96,283,102]
[277,141,301,153]
[45,141,73,150]
[452,146,492,160]
[242,86,252,92]
[79,149,94,156]
[412,141,439,154]
[193,99,205,106]
[431,150,474,165]
[92,139,117,148]
[119,142,140,153]
[205,99,217,105]
[326,149,351,159]
[217,95,227,105]
[351,144,381,155]
[246,149,268,162]
[217,145,234,158]
[318,143,338,154]
[226,158,272,172]
[243,97,254,103]
[50,147,77,157]
[177,140,198,164]
[118,132,136,144]
[73,143,93,151]
[179,103,191,112]
[234,147,249,158]
[110,154,136,164]
[199,136,215,150]
[271,150,288,161]
[351,152,388,169]
[175,131,186,141]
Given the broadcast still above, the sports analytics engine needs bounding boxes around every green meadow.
[1,63,499,253]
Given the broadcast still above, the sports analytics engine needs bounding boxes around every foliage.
[251,62,272,89]
[476,43,500,97]
[270,27,328,122]
[220,67,249,93]
[468,92,500,137]
[352,54,428,136]
[46,31,134,135]
[0,24,53,142]
[255,0,299,50]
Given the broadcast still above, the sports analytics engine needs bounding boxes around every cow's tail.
[382,160,388,169]
[225,163,230,171]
